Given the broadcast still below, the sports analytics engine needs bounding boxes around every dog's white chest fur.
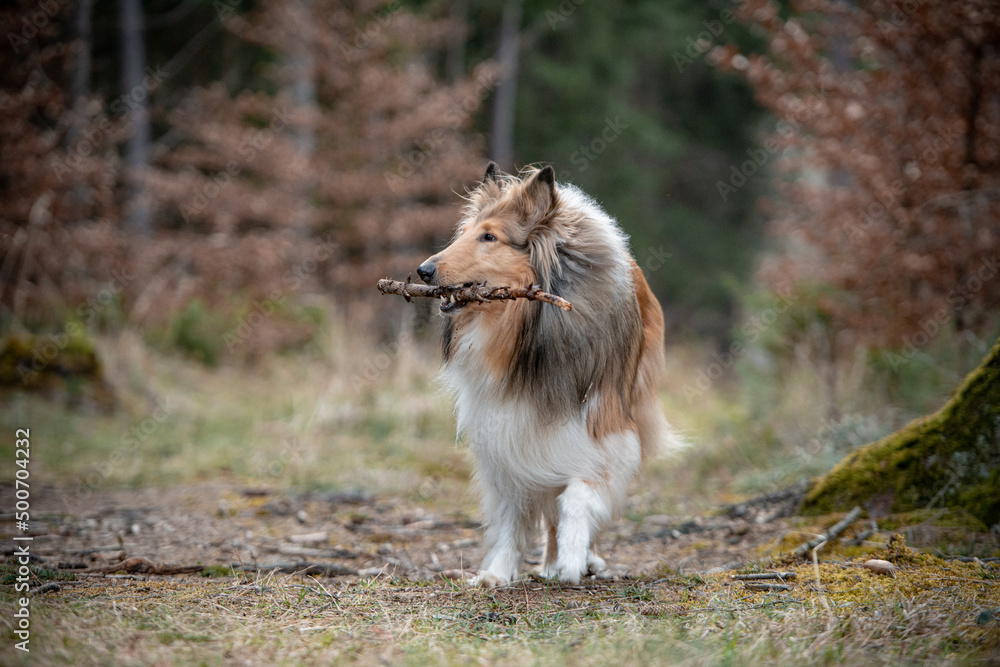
[443,320,603,487]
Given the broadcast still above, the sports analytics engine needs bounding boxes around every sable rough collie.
[418,163,675,587]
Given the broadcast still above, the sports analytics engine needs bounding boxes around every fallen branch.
[274,544,356,559]
[231,562,357,577]
[942,556,1000,563]
[732,572,797,581]
[377,277,573,312]
[743,582,793,592]
[29,582,61,594]
[86,557,205,575]
[842,528,875,546]
[83,558,356,578]
[791,506,862,556]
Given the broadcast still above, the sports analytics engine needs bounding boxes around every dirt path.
[5,483,999,665]
[7,482,814,582]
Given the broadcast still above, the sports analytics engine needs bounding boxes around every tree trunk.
[70,0,94,113]
[119,0,152,235]
[68,0,95,212]
[489,0,521,171]
[801,336,1000,527]
[283,0,316,234]
[445,0,468,83]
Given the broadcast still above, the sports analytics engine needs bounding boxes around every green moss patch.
[0,330,114,409]
[802,337,1000,525]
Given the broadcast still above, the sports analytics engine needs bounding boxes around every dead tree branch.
[377,277,573,311]
[743,582,793,592]
[732,572,797,581]
[86,557,205,575]
[83,557,357,577]
[791,506,862,556]
[232,562,357,576]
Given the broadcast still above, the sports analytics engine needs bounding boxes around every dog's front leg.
[554,479,611,584]
[470,496,525,588]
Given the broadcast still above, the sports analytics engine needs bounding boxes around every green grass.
[0,326,472,511]
[10,563,998,666]
[0,318,989,515]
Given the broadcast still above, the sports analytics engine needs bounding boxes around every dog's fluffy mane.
[444,166,646,445]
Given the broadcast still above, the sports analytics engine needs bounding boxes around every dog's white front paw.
[555,554,587,584]
[469,570,507,588]
[536,563,559,580]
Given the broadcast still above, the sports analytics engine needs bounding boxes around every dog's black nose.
[417,261,436,283]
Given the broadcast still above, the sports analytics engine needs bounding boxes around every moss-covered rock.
[801,336,1000,526]
[0,329,114,409]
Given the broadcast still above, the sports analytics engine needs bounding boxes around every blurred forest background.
[1,0,999,513]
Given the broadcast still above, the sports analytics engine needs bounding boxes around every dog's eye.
[481,233,497,242]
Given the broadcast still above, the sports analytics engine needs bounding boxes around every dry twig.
[232,562,357,577]
[812,540,833,613]
[733,572,797,581]
[86,557,205,575]
[743,582,793,592]
[377,277,573,311]
[29,582,61,594]
[791,506,862,556]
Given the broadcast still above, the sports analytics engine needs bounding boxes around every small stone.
[863,559,897,576]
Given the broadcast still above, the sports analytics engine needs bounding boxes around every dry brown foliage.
[712,0,1000,350]
[1,0,490,354]
[0,0,129,325]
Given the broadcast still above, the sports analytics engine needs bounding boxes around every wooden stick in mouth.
[377,277,573,312]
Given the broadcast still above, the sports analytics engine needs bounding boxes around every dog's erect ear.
[523,165,556,220]
[484,162,500,183]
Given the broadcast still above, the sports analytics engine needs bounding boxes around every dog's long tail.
[632,262,688,460]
